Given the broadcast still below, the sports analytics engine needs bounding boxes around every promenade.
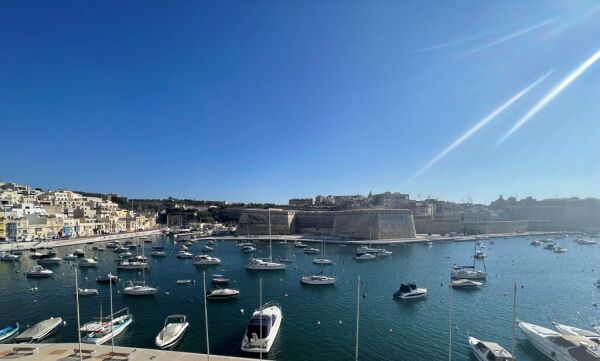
[0,343,253,361]
[0,229,162,252]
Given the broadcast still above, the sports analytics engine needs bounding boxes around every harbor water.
[0,234,598,360]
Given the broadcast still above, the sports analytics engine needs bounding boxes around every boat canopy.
[476,340,514,359]
[246,315,275,338]
[399,283,417,293]
[452,265,475,269]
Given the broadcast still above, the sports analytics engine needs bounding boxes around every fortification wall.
[295,212,335,234]
[376,209,416,239]
[331,209,416,239]
[237,209,295,235]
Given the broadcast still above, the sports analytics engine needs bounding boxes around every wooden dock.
[0,343,254,361]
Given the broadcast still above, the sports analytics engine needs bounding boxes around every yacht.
[450,279,482,289]
[246,258,286,270]
[151,246,166,257]
[81,308,132,345]
[518,320,600,361]
[544,243,557,250]
[0,252,20,262]
[393,282,428,299]
[531,240,542,246]
[211,277,230,285]
[123,281,158,296]
[77,288,99,296]
[451,265,487,280]
[15,317,63,343]
[303,247,319,254]
[193,255,221,265]
[355,251,376,260]
[155,315,189,349]
[553,323,600,338]
[468,336,515,361]
[313,257,334,265]
[79,258,98,267]
[358,245,378,254]
[177,250,193,259]
[294,242,308,248]
[0,323,19,342]
[553,245,568,253]
[201,245,214,252]
[242,245,257,253]
[25,265,53,278]
[474,250,487,259]
[241,301,282,353]
[206,288,240,299]
[300,274,336,285]
[117,259,149,270]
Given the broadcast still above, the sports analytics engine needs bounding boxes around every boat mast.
[203,271,210,361]
[355,275,360,361]
[268,208,272,261]
[259,277,263,361]
[511,281,517,357]
[109,275,114,354]
[75,267,83,361]
[448,284,452,361]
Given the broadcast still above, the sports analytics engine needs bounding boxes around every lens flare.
[498,47,600,145]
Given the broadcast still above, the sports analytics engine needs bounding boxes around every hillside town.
[0,182,156,242]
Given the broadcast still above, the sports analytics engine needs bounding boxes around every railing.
[257,300,281,312]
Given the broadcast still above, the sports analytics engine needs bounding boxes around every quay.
[0,229,162,252]
[0,343,253,361]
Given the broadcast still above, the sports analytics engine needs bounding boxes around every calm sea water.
[0,234,598,360]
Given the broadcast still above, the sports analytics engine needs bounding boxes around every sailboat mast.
[203,271,210,361]
[259,277,263,361]
[355,275,360,361]
[511,281,517,357]
[110,276,114,354]
[268,208,272,261]
[75,267,82,361]
[448,285,452,361]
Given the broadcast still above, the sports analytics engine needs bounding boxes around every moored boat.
[15,317,63,343]
[355,251,376,260]
[79,258,98,267]
[78,288,99,296]
[206,288,240,300]
[81,308,132,345]
[393,282,428,299]
[0,323,19,342]
[25,265,53,278]
[241,301,282,353]
[300,274,336,285]
[155,315,189,349]
[193,255,221,266]
[450,279,482,289]
[468,336,515,361]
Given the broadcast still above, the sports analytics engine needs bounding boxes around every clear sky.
[2,1,600,204]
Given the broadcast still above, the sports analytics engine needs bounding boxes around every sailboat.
[123,245,157,296]
[246,209,286,271]
[302,237,336,285]
[313,236,333,265]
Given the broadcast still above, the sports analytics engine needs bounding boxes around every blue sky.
[2,1,600,204]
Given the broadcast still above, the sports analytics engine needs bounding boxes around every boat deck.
[0,343,254,361]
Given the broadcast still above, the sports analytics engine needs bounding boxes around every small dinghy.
[450,279,482,289]
[0,323,19,342]
[206,288,240,300]
[211,278,230,285]
[155,315,189,349]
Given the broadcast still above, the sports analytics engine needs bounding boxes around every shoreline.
[0,228,162,252]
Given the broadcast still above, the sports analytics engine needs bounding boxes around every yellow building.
[0,217,6,241]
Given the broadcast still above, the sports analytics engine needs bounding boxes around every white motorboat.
[358,245,378,254]
[300,274,336,285]
[79,258,98,267]
[177,250,193,259]
[155,315,189,349]
[451,265,487,280]
[303,247,319,254]
[294,242,307,248]
[78,288,99,296]
[544,243,557,250]
[313,257,333,265]
[202,246,214,252]
[0,252,20,262]
[151,246,166,257]
[194,255,221,265]
[553,245,568,253]
[25,265,53,278]
[15,317,63,343]
[450,279,482,289]
[246,258,286,270]
[0,323,19,342]
[123,282,158,296]
[206,288,240,299]
[81,309,132,345]
[474,250,487,259]
[393,282,428,299]
[578,239,598,245]
[468,336,515,361]
[553,323,600,338]
[518,320,600,361]
[242,245,257,253]
[37,256,61,265]
[117,260,148,270]
[96,273,118,283]
[531,240,542,246]
[176,279,195,285]
[63,253,78,260]
[211,277,230,285]
[375,248,392,257]
[355,251,376,260]
[241,301,282,353]
[179,245,189,251]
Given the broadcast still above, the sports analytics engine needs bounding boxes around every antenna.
[259,278,263,361]
[511,281,517,357]
[110,273,114,355]
[449,284,452,361]
[355,275,361,361]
